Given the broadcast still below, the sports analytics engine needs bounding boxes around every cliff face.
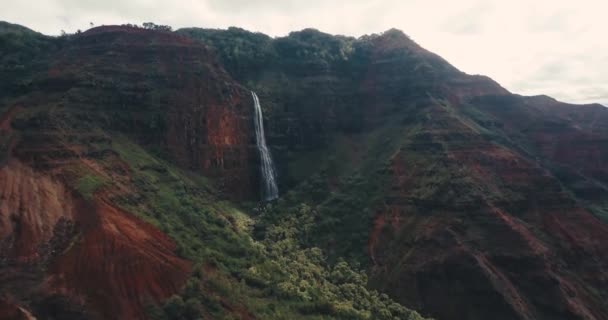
[367,94,608,320]
[25,26,256,200]
[0,160,77,261]
[0,160,191,319]
[181,27,608,320]
[475,95,608,187]
[356,85,608,319]
[48,199,191,320]
[2,22,608,320]
[0,25,258,319]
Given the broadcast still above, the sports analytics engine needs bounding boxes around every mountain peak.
[382,28,409,38]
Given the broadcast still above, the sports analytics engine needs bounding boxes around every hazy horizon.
[4,0,607,107]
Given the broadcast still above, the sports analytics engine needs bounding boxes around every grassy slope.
[102,136,427,320]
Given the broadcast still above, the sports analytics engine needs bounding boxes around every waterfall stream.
[251,91,279,201]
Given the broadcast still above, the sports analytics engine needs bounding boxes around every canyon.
[0,21,607,319]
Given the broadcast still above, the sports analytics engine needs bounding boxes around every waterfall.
[251,91,279,201]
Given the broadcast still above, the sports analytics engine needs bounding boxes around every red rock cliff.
[43,26,257,200]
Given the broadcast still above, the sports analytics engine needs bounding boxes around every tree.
[142,22,172,32]
[163,295,186,319]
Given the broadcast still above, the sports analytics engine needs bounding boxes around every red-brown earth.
[187,27,608,320]
[2,23,608,320]
[0,26,259,319]
[367,87,608,320]
[0,157,191,319]
[42,25,256,200]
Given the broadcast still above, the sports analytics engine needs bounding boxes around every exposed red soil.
[0,160,77,261]
[371,199,608,320]
[0,25,264,319]
[0,158,191,319]
[166,87,253,200]
[368,206,401,265]
[478,96,608,184]
[5,23,608,320]
[47,199,191,320]
[489,207,548,255]
[368,213,386,265]
[369,99,608,320]
[45,25,256,200]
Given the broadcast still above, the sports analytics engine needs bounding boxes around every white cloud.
[1,0,606,106]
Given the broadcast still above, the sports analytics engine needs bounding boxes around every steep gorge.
[1,21,607,320]
[182,26,608,320]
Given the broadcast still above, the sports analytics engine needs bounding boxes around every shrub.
[75,174,107,199]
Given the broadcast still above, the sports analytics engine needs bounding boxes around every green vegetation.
[142,22,173,32]
[177,27,277,82]
[111,137,254,265]
[248,204,426,320]
[104,137,426,319]
[75,174,107,200]
[589,205,608,223]
[3,20,606,320]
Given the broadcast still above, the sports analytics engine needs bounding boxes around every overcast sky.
[3,0,607,106]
